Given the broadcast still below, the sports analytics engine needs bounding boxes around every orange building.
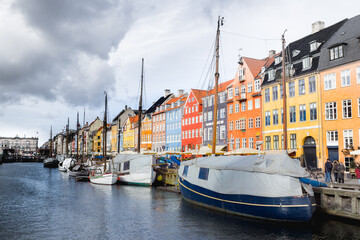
[141,114,152,150]
[226,56,273,150]
[318,15,360,171]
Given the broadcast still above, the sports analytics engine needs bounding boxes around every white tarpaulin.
[190,145,226,155]
[350,150,360,155]
[179,152,309,197]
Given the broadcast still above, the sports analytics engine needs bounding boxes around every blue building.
[165,93,188,152]
[202,80,232,147]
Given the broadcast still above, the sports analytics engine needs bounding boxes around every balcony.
[235,93,247,102]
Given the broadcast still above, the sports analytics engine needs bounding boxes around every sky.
[1,0,359,145]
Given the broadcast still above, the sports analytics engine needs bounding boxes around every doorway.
[303,137,317,169]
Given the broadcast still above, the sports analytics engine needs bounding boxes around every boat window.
[183,166,189,177]
[198,168,209,180]
[124,161,130,171]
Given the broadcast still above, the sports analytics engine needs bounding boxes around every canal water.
[1,163,360,240]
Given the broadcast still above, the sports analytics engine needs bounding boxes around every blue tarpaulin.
[300,177,328,187]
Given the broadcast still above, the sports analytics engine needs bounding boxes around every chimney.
[269,50,276,58]
[312,21,325,34]
[177,89,184,96]
[164,89,171,97]
[125,105,127,110]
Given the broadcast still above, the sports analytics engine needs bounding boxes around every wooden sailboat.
[114,58,157,186]
[44,126,59,168]
[178,17,316,221]
[89,92,118,185]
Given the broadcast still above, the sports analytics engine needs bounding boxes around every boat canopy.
[182,151,308,178]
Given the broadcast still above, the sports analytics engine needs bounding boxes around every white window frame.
[229,121,233,131]
[342,99,352,119]
[357,66,360,84]
[228,88,233,99]
[248,100,253,110]
[247,83,253,93]
[242,138,247,148]
[241,102,246,111]
[343,129,353,149]
[341,69,351,87]
[324,73,336,90]
[220,126,225,140]
[255,98,260,109]
[235,103,240,113]
[326,130,338,146]
[302,57,311,70]
[325,101,337,120]
[255,117,261,128]
[229,105,233,114]
[248,118,253,129]
[254,79,261,92]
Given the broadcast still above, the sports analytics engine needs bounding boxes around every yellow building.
[93,127,103,154]
[261,20,345,168]
[123,116,137,151]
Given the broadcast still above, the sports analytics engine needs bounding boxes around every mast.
[137,58,144,153]
[49,125,53,158]
[66,118,69,156]
[82,108,85,162]
[76,111,79,160]
[103,91,107,172]
[212,16,223,155]
[281,31,287,153]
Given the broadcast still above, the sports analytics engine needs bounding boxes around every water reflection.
[1,163,360,240]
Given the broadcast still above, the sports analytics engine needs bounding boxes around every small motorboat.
[43,158,59,168]
[89,168,118,185]
[68,164,89,177]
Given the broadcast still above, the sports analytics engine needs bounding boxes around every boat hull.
[179,177,315,222]
[89,173,118,185]
[43,158,59,168]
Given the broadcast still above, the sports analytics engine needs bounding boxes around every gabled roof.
[191,89,208,105]
[242,57,268,78]
[146,94,173,114]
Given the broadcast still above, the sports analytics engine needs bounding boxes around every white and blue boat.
[178,152,316,222]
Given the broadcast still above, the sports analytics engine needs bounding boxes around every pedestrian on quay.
[338,162,345,184]
[355,164,360,184]
[333,160,340,183]
[325,159,333,182]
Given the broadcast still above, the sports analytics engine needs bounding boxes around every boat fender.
[91,171,95,176]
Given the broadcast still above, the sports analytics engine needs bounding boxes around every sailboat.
[43,126,59,168]
[177,17,316,221]
[89,92,118,185]
[113,58,157,186]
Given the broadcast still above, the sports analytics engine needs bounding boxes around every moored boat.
[178,152,316,222]
[89,168,118,185]
[43,158,59,168]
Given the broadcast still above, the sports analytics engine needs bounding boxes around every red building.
[181,89,207,151]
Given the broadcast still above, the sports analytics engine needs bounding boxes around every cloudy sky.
[1,0,359,145]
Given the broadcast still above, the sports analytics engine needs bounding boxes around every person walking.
[333,160,340,183]
[325,159,333,182]
[355,164,360,184]
[338,162,345,183]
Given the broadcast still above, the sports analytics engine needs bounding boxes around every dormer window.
[268,69,275,80]
[261,67,265,73]
[292,50,300,57]
[330,45,344,60]
[274,56,282,65]
[171,103,174,108]
[239,68,245,80]
[302,57,311,70]
[310,41,320,52]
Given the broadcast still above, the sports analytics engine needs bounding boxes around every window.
[248,118,254,128]
[241,102,246,111]
[273,109,278,125]
[310,41,318,52]
[289,82,295,97]
[273,135,279,150]
[344,129,353,149]
[248,100,253,110]
[235,120,240,130]
[241,85,246,94]
[229,121,233,131]
[220,108,225,119]
[330,45,344,60]
[203,112,207,122]
[280,84,283,99]
[229,105,233,114]
[235,86,239,96]
[203,129,207,141]
[309,76,316,93]
[235,103,240,113]
[290,106,296,123]
[244,137,252,149]
[275,56,281,65]
[235,138,240,149]
[265,136,271,150]
[342,99,352,119]
[324,73,336,90]
[182,166,189,177]
[299,79,305,95]
[272,86,278,101]
[198,167,209,180]
[239,68,245,80]
[220,126,225,139]
[269,69,275,80]
[242,138,247,148]
[203,98,207,107]
[299,104,306,122]
[341,69,351,87]
[228,88,233,99]
[326,131,338,145]
[196,129,198,138]
[255,117,261,128]
[254,79,261,92]
[240,119,246,129]
[310,102,317,120]
[345,157,354,172]
[302,57,311,70]
[290,134,297,149]
[358,98,360,117]
[265,88,270,102]
[255,98,260,109]
[248,83,253,93]
[208,111,213,121]
[325,102,337,120]
[357,66,360,84]
[124,161,130,171]
[219,93,225,103]
[208,128,212,140]
[265,111,271,126]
